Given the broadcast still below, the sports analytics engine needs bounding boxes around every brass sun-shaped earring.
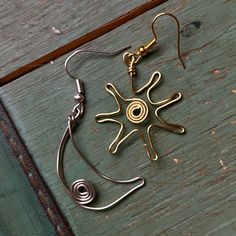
[95,71,185,161]
[95,12,186,161]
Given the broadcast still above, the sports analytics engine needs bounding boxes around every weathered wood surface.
[0,0,168,86]
[1,0,236,235]
[0,101,73,235]
[0,0,146,77]
[0,126,55,235]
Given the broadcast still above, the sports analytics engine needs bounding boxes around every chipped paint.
[51,26,62,35]
[181,21,202,37]
[173,158,182,164]
[211,69,221,74]
[211,129,216,142]
[220,160,227,170]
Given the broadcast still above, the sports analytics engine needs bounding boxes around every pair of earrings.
[57,12,186,211]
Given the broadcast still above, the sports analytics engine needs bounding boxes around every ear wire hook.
[151,12,185,69]
[65,47,131,80]
[57,47,145,211]
[123,12,185,77]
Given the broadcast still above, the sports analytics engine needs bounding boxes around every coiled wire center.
[71,179,96,205]
[126,100,148,124]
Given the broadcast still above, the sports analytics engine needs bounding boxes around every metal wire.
[123,12,186,87]
[95,14,187,160]
[151,12,186,69]
[95,71,186,161]
[57,48,145,211]
[65,47,131,80]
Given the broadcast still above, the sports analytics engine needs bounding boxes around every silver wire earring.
[57,47,145,211]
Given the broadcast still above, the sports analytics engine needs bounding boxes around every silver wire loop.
[65,46,131,80]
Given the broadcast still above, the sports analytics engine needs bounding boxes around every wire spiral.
[126,100,149,124]
[71,179,96,205]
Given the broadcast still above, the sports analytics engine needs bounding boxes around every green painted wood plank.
[0,0,146,77]
[1,0,236,235]
[0,101,73,235]
[0,132,56,236]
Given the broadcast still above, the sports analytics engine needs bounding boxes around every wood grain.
[1,0,236,235]
[0,101,73,235]
[0,0,168,86]
[0,114,56,236]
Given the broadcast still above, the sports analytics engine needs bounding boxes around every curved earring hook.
[65,46,131,80]
[123,12,186,75]
[151,12,185,69]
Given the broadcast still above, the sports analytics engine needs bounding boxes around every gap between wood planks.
[0,0,168,87]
